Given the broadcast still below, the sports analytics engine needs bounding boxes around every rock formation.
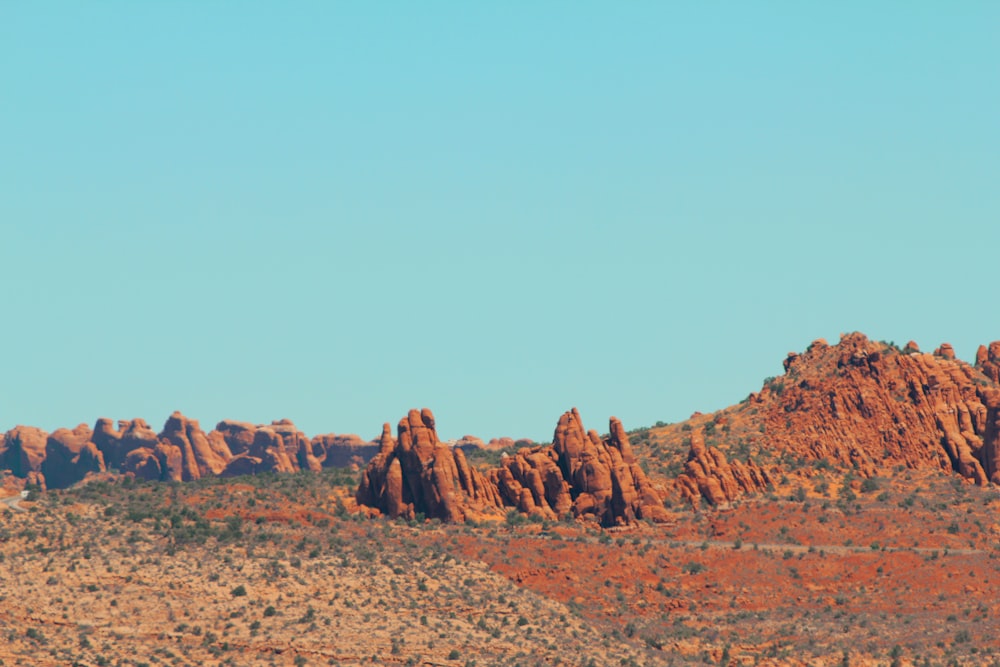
[357,409,504,523]
[357,407,669,526]
[93,418,159,472]
[0,426,49,483]
[976,342,1000,384]
[0,413,336,488]
[12,331,1000,515]
[42,425,106,489]
[676,428,771,506]
[219,421,297,478]
[310,433,378,468]
[659,333,1000,506]
[160,412,231,478]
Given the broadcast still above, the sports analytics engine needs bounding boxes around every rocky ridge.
[9,331,1000,525]
[0,413,377,491]
[356,407,670,526]
[658,333,1000,506]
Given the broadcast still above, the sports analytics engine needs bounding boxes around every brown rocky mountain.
[653,332,1000,506]
[355,407,670,526]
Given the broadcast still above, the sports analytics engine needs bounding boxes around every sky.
[2,3,999,442]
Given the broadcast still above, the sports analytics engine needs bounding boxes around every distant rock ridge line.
[0,412,378,491]
[356,407,670,526]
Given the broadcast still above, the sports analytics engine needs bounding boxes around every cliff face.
[662,333,1000,506]
[356,407,670,526]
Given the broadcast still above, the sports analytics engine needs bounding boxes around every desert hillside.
[3,332,1000,665]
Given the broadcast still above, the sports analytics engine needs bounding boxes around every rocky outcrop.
[357,409,503,523]
[778,334,1000,483]
[659,333,1000,506]
[1,412,344,488]
[214,420,257,456]
[976,341,1000,384]
[934,343,957,361]
[310,433,378,468]
[357,408,669,526]
[1,423,107,491]
[978,388,1000,483]
[265,419,316,472]
[160,412,231,478]
[97,413,231,483]
[454,435,486,452]
[92,418,159,472]
[42,425,106,489]
[221,423,298,478]
[0,426,49,483]
[124,447,162,481]
[676,429,771,506]
[490,446,572,520]
[543,409,669,525]
[488,437,518,450]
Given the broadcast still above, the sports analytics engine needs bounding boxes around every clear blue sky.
[3,3,999,442]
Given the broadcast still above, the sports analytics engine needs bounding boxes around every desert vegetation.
[2,463,999,666]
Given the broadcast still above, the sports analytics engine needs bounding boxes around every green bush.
[682,561,705,575]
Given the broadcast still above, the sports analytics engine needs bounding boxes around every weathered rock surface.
[778,334,1000,483]
[1,413,335,488]
[159,412,213,481]
[93,418,159,472]
[676,429,771,506]
[42,424,106,489]
[976,341,1000,384]
[659,333,1000,506]
[357,409,503,523]
[0,426,50,483]
[357,408,669,526]
[265,419,315,472]
[309,433,378,468]
[213,420,257,456]
[454,435,486,451]
[220,423,298,478]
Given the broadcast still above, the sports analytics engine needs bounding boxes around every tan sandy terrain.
[0,472,649,667]
[1,466,998,666]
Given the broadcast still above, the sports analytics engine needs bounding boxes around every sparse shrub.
[505,510,527,527]
[682,561,705,575]
[231,585,247,597]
